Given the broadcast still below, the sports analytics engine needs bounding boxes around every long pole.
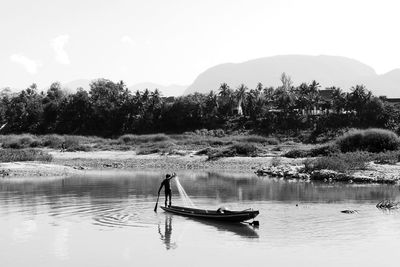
[154,193,160,212]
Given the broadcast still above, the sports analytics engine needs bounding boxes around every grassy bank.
[285,128,400,173]
[0,132,281,156]
[0,149,53,162]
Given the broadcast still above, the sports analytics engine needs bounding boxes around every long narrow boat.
[161,205,259,223]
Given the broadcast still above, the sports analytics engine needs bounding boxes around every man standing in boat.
[158,173,176,207]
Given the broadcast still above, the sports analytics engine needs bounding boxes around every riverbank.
[0,161,80,178]
[1,148,399,185]
[0,149,284,178]
[255,161,400,184]
[50,149,303,173]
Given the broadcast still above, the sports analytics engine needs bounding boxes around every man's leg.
[168,192,172,207]
[165,192,168,207]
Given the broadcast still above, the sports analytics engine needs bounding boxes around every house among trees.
[379,96,400,106]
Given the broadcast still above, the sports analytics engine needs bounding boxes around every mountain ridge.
[185,55,399,97]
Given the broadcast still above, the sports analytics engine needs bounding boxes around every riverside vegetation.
[1,75,400,182]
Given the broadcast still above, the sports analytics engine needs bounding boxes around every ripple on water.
[92,200,159,228]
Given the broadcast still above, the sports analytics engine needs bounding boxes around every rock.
[341,210,358,214]
[0,169,10,177]
[73,166,85,170]
[311,169,338,181]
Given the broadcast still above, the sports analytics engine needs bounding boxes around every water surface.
[1,171,400,267]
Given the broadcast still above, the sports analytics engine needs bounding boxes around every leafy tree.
[89,79,130,136]
[5,84,44,133]
[57,88,93,134]
[41,82,66,132]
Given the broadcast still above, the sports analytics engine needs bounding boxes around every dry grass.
[0,149,53,162]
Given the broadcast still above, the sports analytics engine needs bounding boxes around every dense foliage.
[335,128,400,153]
[1,74,399,137]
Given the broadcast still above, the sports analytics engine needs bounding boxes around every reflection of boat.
[161,205,259,222]
[195,218,259,238]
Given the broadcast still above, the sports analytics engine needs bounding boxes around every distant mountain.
[185,55,400,97]
[128,82,187,97]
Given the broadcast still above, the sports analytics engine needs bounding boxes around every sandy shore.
[0,150,281,178]
[50,150,302,172]
[0,161,80,178]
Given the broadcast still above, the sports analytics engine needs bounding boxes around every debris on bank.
[376,200,400,210]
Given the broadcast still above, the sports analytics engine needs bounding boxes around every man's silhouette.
[158,173,176,207]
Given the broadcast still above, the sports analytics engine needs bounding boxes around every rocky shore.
[256,163,400,184]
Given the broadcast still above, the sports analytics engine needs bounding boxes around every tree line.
[0,73,399,137]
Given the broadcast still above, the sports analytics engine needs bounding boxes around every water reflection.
[1,171,400,267]
[190,218,259,239]
[158,214,177,250]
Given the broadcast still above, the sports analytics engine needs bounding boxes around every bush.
[310,144,341,157]
[233,135,280,145]
[42,134,64,148]
[372,151,400,164]
[135,140,176,155]
[284,149,311,158]
[207,143,261,160]
[335,128,400,153]
[119,134,171,145]
[0,149,53,162]
[195,147,218,156]
[1,134,39,149]
[303,152,371,173]
[270,157,282,166]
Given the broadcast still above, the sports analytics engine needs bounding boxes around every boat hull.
[161,205,259,222]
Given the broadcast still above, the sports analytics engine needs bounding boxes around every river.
[1,171,399,266]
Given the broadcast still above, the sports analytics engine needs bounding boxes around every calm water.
[1,171,400,267]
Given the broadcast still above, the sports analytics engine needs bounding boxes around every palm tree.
[218,83,234,117]
[235,84,247,116]
[218,83,231,98]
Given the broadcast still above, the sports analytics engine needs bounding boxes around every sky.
[1,0,400,89]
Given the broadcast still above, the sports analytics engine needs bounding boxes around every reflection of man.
[158,173,176,207]
[158,215,177,250]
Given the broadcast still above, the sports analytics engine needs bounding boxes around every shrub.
[372,151,400,164]
[303,152,371,173]
[0,149,53,162]
[207,143,261,160]
[119,134,171,145]
[135,140,176,155]
[233,135,280,145]
[270,157,282,167]
[233,143,258,155]
[284,149,311,158]
[310,144,341,157]
[335,128,400,153]
[1,134,39,149]
[195,147,218,156]
[42,135,64,148]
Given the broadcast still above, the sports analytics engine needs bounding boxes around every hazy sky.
[1,0,399,89]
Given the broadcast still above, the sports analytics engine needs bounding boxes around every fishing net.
[175,176,196,207]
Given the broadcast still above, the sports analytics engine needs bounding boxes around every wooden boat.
[161,205,259,223]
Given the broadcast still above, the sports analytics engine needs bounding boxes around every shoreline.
[1,149,399,185]
[50,150,302,173]
[0,150,279,178]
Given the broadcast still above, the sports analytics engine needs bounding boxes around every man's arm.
[167,173,176,180]
[158,181,164,194]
